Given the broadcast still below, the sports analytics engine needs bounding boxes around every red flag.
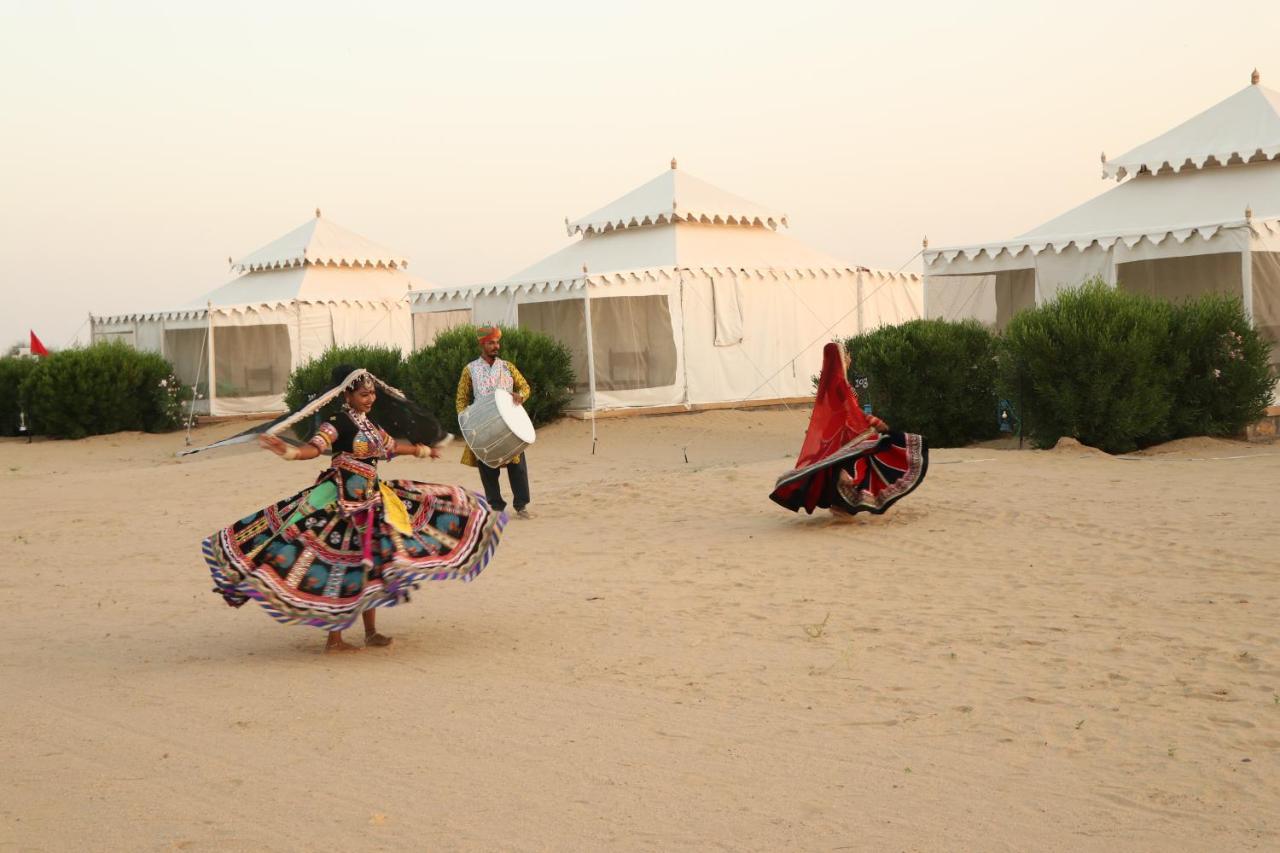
[29,330,49,357]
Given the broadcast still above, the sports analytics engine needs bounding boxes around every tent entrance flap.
[213,324,291,398]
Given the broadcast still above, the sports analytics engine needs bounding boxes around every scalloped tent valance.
[232,214,409,272]
[926,157,1280,267]
[566,166,788,236]
[1103,78,1280,181]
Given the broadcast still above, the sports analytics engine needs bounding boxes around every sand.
[2,410,1278,852]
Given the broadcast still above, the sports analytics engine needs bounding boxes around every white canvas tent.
[922,71,1280,397]
[408,162,922,413]
[91,212,427,415]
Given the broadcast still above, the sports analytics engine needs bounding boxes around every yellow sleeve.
[456,367,472,414]
[510,363,531,401]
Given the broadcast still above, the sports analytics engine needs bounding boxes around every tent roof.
[232,212,409,272]
[925,159,1280,264]
[506,220,847,285]
[92,265,428,324]
[1104,73,1280,180]
[567,162,788,236]
[190,265,425,308]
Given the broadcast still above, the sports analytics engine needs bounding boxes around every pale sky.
[1,0,1276,349]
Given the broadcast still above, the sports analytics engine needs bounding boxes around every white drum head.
[493,388,536,443]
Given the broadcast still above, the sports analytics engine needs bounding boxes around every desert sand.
[2,409,1278,852]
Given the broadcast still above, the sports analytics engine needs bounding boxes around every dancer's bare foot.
[364,632,393,648]
[324,635,363,654]
[829,506,856,524]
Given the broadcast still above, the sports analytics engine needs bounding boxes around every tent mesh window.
[1116,252,1243,302]
[518,299,589,393]
[213,324,290,398]
[589,295,678,391]
[1253,251,1280,379]
[163,327,209,399]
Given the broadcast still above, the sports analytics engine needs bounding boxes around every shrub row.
[844,281,1275,452]
[1002,281,1274,452]
[2,342,189,439]
[284,326,576,437]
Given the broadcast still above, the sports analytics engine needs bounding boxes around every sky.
[1,0,1276,349]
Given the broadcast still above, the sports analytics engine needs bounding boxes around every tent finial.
[581,263,589,274]
[1245,204,1253,222]
[1252,68,1260,85]
[1100,151,1107,164]
[315,207,322,218]
[670,157,678,170]
[227,256,233,267]
[922,235,929,249]
[564,216,572,236]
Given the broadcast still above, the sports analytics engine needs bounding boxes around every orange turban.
[476,326,502,344]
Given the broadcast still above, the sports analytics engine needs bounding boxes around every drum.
[459,388,536,468]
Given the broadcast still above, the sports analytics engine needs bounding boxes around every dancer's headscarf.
[178,365,448,459]
[793,343,873,469]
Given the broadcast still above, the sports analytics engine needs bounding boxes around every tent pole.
[1241,246,1254,323]
[206,301,217,419]
[581,276,598,454]
[185,314,210,445]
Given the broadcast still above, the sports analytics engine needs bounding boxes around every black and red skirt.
[770,428,928,515]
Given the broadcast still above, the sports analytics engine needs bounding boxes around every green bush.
[19,342,189,439]
[0,356,39,436]
[283,345,406,439]
[1160,293,1276,441]
[842,319,1000,447]
[1000,279,1174,453]
[403,325,576,434]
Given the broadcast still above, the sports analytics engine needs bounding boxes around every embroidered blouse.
[308,407,395,462]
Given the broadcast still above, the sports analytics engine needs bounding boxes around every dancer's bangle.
[283,446,301,460]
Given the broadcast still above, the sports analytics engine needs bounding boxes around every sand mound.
[1133,436,1250,456]
[1046,436,1110,457]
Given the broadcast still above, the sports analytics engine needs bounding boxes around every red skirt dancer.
[770,343,927,515]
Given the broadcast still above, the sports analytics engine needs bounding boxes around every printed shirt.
[455,358,532,467]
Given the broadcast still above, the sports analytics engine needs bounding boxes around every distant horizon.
[2,0,1276,349]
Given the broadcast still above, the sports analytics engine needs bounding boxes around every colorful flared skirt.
[770,430,928,515]
[203,476,505,631]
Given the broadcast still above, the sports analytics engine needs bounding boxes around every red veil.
[794,343,873,468]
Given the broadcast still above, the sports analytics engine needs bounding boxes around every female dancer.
[201,366,506,653]
[769,342,927,517]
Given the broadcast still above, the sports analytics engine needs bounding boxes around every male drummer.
[456,325,533,519]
